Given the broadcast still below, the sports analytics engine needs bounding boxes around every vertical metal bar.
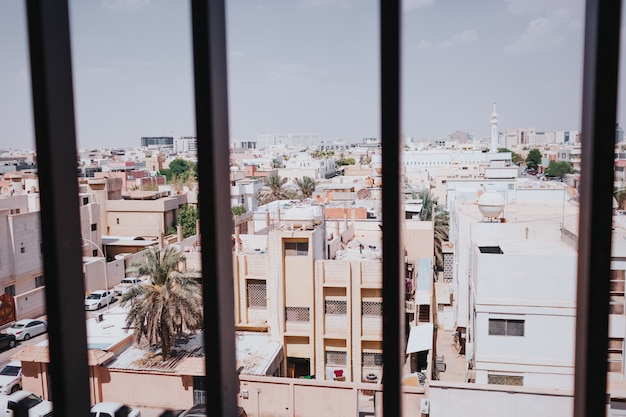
[25,0,91,416]
[380,1,403,416]
[190,1,238,417]
[575,0,622,416]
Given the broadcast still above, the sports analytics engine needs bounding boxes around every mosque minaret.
[490,102,498,152]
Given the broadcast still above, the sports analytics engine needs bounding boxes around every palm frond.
[121,246,202,360]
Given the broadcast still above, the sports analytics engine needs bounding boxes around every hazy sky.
[1,0,622,151]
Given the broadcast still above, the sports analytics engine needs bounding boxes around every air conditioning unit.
[420,398,430,414]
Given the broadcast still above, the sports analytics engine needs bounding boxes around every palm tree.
[417,190,449,271]
[294,176,318,199]
[432,209,450,271]
[120,246,203,360]
[256,174,292,205]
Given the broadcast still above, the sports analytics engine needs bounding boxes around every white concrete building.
[257,133,320,149]
[450,194,580,389]
[281,152,336,179]
[401,149,513,181]
[230,178,262,213]
[470,238,577,388]
[504,127,536,147]
[174,136,197,154]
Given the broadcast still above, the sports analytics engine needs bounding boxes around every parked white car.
[90,401,141,417]
[6,319,48,341]
[0,390,53,416]
[84,290,114,311]
[113,277,143,296]
[0,361,21,394]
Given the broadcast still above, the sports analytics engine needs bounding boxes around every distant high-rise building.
[449,130,470,143]
[504,127,536,147]
[617,123,624,144]
[174,136,197,154]
[140,136,174,148]
[257,133,320,149]
[555,130,579,144]
[234,141,258,149]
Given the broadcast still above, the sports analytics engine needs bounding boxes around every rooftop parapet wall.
[325,207,368,219]
[472,240,577,305]
[429,381,573,417]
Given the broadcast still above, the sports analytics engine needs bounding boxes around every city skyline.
[1,0,623,151]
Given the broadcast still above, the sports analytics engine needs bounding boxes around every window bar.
[190,1,239,417]
[575,0,622,416]
[381,1,404,416]
[25,0,91,416]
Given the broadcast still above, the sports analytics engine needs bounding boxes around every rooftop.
[456,198,580,233]
[106,330,282,377]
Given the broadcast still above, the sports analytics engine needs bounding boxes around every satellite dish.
[357,189,372,199]
[0,186,9,196]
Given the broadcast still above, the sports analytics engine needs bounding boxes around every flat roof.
[102,236,158,247]
[106,330,282,376]
[476,239,577,257]
[456,199,580,233]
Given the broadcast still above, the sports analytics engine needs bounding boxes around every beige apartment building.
[79,176,187,238]
[233,202,435,384]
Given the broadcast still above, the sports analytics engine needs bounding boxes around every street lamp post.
[81,237,110,309]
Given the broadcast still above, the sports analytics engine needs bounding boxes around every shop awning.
[406,323,434,354]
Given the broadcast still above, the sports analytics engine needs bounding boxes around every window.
[608,338,623,373]
[479,246,503,254]
[487,374,524,386]
[82,197,89,205]
[284,241,309,256]
[20,246,25,254]
[4,286,15,297]
[325,350,347,366]
[362,352,383,367]
[116,218,120,225]
[192,376,206,405]
[90,223,97,231]
[246,280,266,308]
[325,300,347,315]
[35,275,45,288]
[488,319,525,336]
[610,270,625,314]
[362,301,383,317]
[92,250,98,257]
[285,307,310,322]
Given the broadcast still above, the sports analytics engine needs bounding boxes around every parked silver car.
[6,319,48,341]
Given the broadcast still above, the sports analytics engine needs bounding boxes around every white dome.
[477,191,505,219]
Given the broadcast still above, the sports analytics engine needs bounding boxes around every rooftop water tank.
[477,191,505,220]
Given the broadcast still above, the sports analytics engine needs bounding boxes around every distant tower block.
[490,103,498,152]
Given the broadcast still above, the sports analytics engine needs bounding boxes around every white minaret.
[490,103,498,152]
